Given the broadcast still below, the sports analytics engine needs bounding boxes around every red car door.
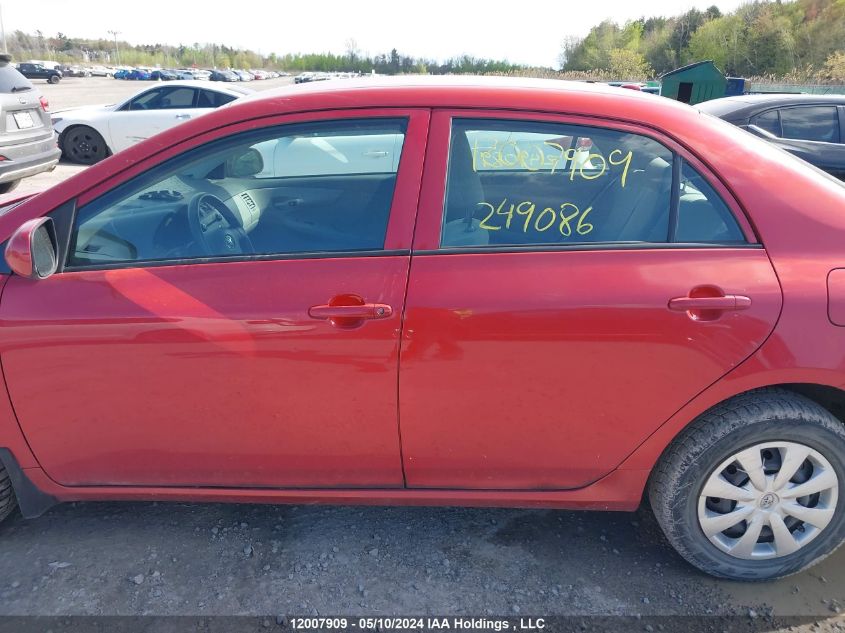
[0,110,428,487]
[399,111,783,489]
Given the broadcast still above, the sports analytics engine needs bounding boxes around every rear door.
[399,110,782,490]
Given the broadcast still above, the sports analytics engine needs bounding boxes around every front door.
[399,111,782,489]
[108,86,205,152]
[0,110,428,488]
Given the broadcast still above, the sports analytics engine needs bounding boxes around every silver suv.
[0,55,60,194]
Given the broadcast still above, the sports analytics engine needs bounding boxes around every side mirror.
[225,147,264,178]
[5,217,59,279]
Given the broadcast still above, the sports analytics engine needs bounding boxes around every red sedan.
[0,77,843,582]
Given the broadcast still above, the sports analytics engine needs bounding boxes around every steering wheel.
[186,193,254,257]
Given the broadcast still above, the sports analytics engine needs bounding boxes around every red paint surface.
[0,78,844,507]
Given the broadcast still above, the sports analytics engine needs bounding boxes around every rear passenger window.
[676,161,745,243]
[753,110,781,137]
[197,90,237,108]
[441,119,746,248]
[780,106,839,143]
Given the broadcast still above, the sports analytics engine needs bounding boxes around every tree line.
[561,0,845,81]
[5,31,526,75]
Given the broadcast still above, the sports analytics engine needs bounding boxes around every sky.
[5,0,752,68]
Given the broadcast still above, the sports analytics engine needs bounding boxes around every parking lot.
[10,76,295,199]
[1,75,845,632]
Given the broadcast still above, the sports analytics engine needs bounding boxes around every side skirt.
[15,465,650,513]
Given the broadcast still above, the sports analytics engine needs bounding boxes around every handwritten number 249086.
[476,199,594,237]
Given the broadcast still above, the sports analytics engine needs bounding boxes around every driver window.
[67,118,408,268]
[127,89,165,111]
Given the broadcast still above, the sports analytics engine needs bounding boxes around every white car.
[88,65,114,77]
[51,81,252,164]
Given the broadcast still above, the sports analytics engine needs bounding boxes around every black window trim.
[63,116,411,272]
[438,116,756,253]
[416,242,762,257]
[62,248,412,273]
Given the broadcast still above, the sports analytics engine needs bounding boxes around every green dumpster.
[660,61,727,105]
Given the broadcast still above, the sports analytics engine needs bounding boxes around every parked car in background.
[58,65,90,78]
[173,69,195,80]
[126,69,152,81]
[16,62,61,84]
[699,94,845,180]
[234,70,253,81]
[52,81,252,163]
[210,70,239,82]
[251,69,269,80]
[0,55,60,194]
[294,72,314,84]
[150,69,178,81]
[88,65,114,77]
[192,69,212,81]
[112,68,131,80]
[4,78,845,582]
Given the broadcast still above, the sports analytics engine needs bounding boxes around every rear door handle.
[668,295,752,311]
[175,113,192,120]
[308,303,393,320]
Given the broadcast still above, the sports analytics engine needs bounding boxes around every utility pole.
[107,30,120,66]
[0,4,7,55]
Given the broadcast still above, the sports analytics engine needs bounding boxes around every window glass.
[158,87,196,109]
[676,161,745,243]
[0,62,32,93]
[753,110,781,136]
[69,118,407,268]
[251,130,405,178]
[127,89,164,111]
[441,119,674,247]
[197,89,237,108]
[780,106,839,143]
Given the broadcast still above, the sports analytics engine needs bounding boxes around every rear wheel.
[62,126,109,165]
[48,75,59,84]
[649,389,845,580]
[0,462,17,525]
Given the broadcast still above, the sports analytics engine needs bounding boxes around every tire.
[0,179,20,195]
[61,126,109,165]
[0,461,18,525]
[48,75,59,84]
[649,388,845,581]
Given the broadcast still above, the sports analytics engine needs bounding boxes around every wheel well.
[775,383,845,425]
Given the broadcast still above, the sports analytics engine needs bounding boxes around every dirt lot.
[1,76,844,632]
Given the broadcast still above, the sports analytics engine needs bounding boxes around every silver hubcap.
[697,441,839,560]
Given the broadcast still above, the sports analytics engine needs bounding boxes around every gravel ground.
[1,75,844,633]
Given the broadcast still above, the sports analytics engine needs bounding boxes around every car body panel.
[0,78,843,506]
[0,107,429,488]
[399,248,782,489]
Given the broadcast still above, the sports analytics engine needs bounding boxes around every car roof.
[127,80,252,97]
[698,93,845,119]
[236,75,691,117]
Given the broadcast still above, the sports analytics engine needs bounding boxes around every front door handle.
[669,295,752,311]
[175,113,192,120]
[308,303,393,320]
